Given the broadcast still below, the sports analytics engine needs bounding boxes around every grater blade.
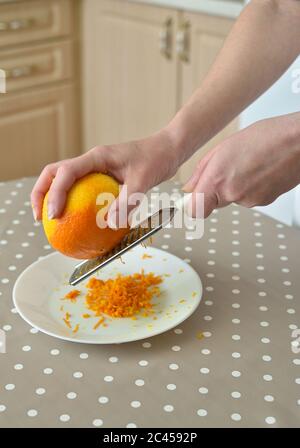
[69,207,177,286]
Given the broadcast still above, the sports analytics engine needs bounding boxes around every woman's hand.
[183,113,300,218]
[31,130,179,226]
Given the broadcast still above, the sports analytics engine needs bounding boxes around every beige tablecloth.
[0,177,300,428]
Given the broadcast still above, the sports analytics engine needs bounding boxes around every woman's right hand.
[31,129,180,228]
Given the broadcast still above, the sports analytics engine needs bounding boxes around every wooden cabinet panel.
[0,40,74,93]
[82,0,178,149]
[0,83,80,180]
[177,12,238,183]
[0,0,73,48]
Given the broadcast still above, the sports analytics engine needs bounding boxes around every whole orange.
[42,173,129,259]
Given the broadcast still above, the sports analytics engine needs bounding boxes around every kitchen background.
[0,0,299,225]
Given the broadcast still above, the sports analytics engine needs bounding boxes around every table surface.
[0,177,300,428]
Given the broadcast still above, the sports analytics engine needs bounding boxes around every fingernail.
[48,204,56,220]
[33,209,37,221]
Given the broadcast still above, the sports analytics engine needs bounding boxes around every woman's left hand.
[183,113,300,218]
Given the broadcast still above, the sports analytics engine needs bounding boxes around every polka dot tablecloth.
[0,177,300,428]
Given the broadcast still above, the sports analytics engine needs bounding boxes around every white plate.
[13,246,202,344]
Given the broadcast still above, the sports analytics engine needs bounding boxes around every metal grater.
[69,206,177,286]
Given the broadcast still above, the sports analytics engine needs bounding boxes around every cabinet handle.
[6,65,35,79]
[0,18,35,32]
[159,18,173,59]
[176,21,190,62]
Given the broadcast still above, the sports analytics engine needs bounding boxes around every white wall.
[240,56,300,226]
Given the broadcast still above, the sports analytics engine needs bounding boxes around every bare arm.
[167,0,300,164]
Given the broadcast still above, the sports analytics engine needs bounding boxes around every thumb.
[188,179,219,219]
[107,179,146,229]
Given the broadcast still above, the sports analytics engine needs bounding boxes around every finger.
[188,177,219,219]
[108,177,147,229]
[46,153,100,219]
[31,163,60,220]
[182,150,215,193]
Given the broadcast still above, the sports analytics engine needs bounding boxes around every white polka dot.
[163,404,174,412]
[169,363,179,370]
[204,300,213,306]
[259,306,268,312]
[161,245,169,250]
[232,318,240,324]
[50,349,60,356]
[3,325,12,331]
[21,242,29,248]
[265,416,276,425]
[60,414,70,422]
[27,409,38,417]
[166,383,176,391]
[73,371,83,379]
[22,345,31,352]
[67,392,77,400]
[295,378,300,385]
[203,331,212,338]
[232,334,241,341]
[204,315,212,321]
[14,364,23,370]
[15,253,23,259]
[104,375,114,382]
[232,371,241,378]
[185,246,192,252]
[232,352,241,359]
[131,401,141,408]
[30,328,39,334]
[135,379,145,387]
[197,409,207,417]
[293,359,300,366]
[232,252,240,257]
[8,266,16,271]
[287,308,295,314]
[109,356,118,363]
[0,240,8,245]
[201,349,211,355]
[263,374,273,382]
[232,263,240,269]
[172,345,181,352]
[260,321,269,327]
[231,391,241,399]
[36,388,46,395]
[200,368,210,374]
[13,220,20,225]
[198,387,208,394]
[80,353,88,359]
[5,384,15,391]
[262,355,272,362]
[232,303,240,309]
[93,419,103,427]
[126,423,137,428]
[264,395,274,402]
[257,278,266,284]
[98,396,109,405]
[11,308,18,314]
[207,261,215,266]
[138,360,148,367]
[1,279,9,284]
[231,413,242,421]
[0,405,6,412]
[258,291,267,297]
[290,324,298,330]
[43,368,53,375]
[285,294,293,300]
[142,342,151,348]
[261,338,270,344]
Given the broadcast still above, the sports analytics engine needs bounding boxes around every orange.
[42,173,129,259]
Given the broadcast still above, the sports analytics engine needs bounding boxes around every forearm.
[165,0,300,164]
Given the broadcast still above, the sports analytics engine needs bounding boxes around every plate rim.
[12,248,202,344]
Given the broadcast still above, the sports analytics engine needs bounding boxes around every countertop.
[0,177,300,428]
[129,0,246,18]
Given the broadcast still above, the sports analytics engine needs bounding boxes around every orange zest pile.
[85,270,163,318]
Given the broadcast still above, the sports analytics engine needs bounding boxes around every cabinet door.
[82,0,178,149]
[0,84,80,181]
[177,12,238,183]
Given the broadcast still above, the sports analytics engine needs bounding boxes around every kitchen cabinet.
[0,0,80,181]
[0,84,79,180]
[82,0,238,182]
[82,0,178,148]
